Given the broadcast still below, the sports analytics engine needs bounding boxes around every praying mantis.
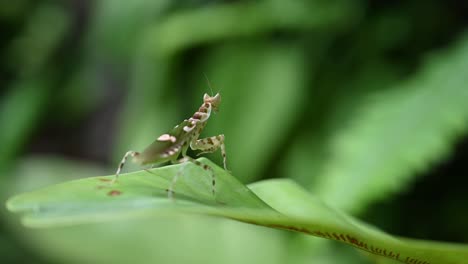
[113,93,228,198]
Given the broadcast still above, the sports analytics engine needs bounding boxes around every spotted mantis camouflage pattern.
[113,93,227,198]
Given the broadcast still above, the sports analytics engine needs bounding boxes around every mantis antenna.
[203,73,214,96]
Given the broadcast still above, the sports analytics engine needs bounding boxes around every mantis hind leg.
[167,156,215,199]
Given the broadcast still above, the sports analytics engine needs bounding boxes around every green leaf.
[312,33,468,213]
[6,159,468,264]
[3,156,285,264]
[281,60,403,188]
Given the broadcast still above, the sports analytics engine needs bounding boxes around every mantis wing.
[135,120,191,165]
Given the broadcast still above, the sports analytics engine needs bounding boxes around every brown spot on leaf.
[108,190,122,196]
[259,223,313,234]
[99,178,112,182]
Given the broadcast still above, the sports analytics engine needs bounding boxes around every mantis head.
[203,93,221,112]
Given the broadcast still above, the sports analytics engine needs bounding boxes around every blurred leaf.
[6,4,69,75]
[7,158,468,264]
[312,33,468,213]
[0,3,69,178]
[88,0,171,62]
[0,0,29,20]
[0,78,51,175]
[281,59,403,186]
[54,66,103,123]
[5,156,107,193]
[7,215,285,264]
[146,0,361,57]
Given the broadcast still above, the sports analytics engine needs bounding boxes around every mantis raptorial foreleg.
[191,134,227,170]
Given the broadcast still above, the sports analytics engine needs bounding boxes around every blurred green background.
[1,0,468,263]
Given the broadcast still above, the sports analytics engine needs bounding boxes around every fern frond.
[313,34,468,213]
